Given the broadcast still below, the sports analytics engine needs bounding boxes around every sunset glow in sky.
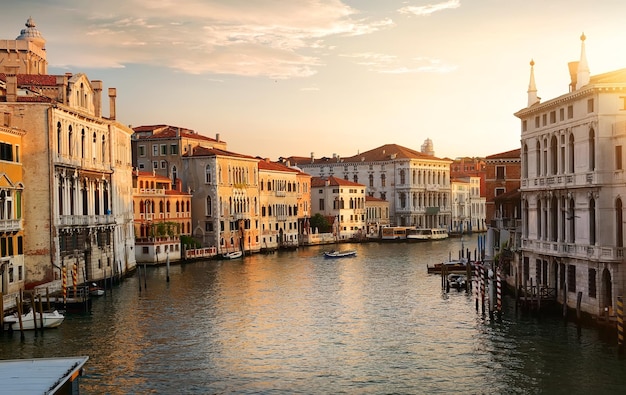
[3,0,626,160]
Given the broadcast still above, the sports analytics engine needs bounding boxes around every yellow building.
[183,146,260,254]
[133,171,191,263]
[0,125,25,295]
[258,159,302,251]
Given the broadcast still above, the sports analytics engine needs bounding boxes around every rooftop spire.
[527,59,539,107]
[576,32,590,90]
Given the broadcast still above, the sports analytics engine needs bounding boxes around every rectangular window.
[160,144,167,155]
[559,108,565,121]
[152,145,158,156]
[588,268,597,298]
[542,114,547,126]
[587,99,594,113]
[567,105,574,119]
[3,112,10,127]
[495,187,505,196]
[319,199,325,211]
[17,236,23,254]
[496,165,505,180]
[161,160,167,169]
[616,145,623,170]
[139,145,146,156]
[550,111,556,124]
[139,163,145,169]
[567,265,576,292]
[142,246,149,254]
[522,120,527,132]
[535,116,540,128]
[152,161,158,169]
[205,222,214,231]
[170,144,179,155]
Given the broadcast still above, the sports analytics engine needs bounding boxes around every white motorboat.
[3,309,65,330]
[222,250,243,260]
[324,250,357,258]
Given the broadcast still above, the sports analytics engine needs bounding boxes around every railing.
[59,214,115,227]
[0,218,22,232]
[520,238,625,262]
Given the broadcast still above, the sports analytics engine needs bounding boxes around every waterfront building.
[485,148,521,223]
[0,18,135,288]
[310,176,366,240]
[286,143,452,228]
[295,167,312,240]
[450,175,486,234]
[0,124,25,295]
[516,34,626,316]
[132,124,227,191]
[132,170,191,263]
[258,159,302,251]
[183,146,260,254]
[365,195,390,238]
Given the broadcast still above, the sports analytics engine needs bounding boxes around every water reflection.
[2,237,626,393]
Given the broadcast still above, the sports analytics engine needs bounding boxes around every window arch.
[589,198,596,245]
[68,125,73,156]
[81,129,86,158]
[399,169,406,184]
[206,196,212,216]
[522,143,528,178]
[589,129,595,171]
[57,122,62,154]
[568,134,575,173]
[617,198,623,248]
[205,165,211,183]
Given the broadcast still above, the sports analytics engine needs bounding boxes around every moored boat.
[324,250,357,258]
[3,309,65,330]
[222,250,243,260]
[427,259,468,274]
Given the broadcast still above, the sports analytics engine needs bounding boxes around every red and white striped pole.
[497,269,502,319]
[480,264,485,315]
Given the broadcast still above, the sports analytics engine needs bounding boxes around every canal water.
[2,236,626,394]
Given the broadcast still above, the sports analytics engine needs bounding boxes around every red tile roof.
[186,146,255,159]
[258,159,301,173]
[133,125,221,143]
[485,148,521,159]
[311,175,364,188]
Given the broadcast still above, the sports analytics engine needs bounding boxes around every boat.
[447,273,467,289]
[222,250,243,260]
[406,228,449,242]
[324,250,357,258]
[380,226,411,241]
[427,259,468,274]
[3,309,65,330]
[89,283,105,296]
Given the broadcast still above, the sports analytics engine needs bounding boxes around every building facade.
[132,124,227,192]
[485,148,521,224]
[133,171,191,263]
[287,143,452,228]
[0,18,136,287]
[183,146,261,254]
[516,34,626,316]
[310,176,366,240]
[258,159,301,251]
[0,125,25,295]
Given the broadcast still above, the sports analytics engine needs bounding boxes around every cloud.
[399,0,461,16]
[30,0,392,79]
[342,53,456,74]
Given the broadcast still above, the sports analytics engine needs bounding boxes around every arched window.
[589,198,596,245]
[522,144,528,178]
[206,196,212,216]
[400,170,405,184]
[172,165,178,184]
[589,129,596,171]
[101,135,106,162]
[92,132,97,160]
[68,125,73,156]
[536,140,541,176]
[57,122,62,154]
[81,129,86,158]
[568,134,575,173]
[536,199,542,240]
[369,174,374,188]
[399,192,406,209]
[205,165,211,183]
[550,135,558,175]
[617,198,623,248]
[568,198,576,243]
[381,173,386,187]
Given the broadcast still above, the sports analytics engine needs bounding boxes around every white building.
[287,143,452,228]
[450,175,485,234]
[310,176,366,240]
[516,34,626,317]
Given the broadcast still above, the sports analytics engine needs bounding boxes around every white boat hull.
[3,310,65,330]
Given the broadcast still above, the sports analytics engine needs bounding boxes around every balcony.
[521,238,625,262]
[59,214,115,227]
[0,218,22,233]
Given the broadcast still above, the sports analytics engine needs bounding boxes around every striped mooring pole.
[480,264,485,315]
[618,296,624,353]
[72,262,78,296]
[497,269,502,319]
[62,266,67,305]
[475,263,479,311]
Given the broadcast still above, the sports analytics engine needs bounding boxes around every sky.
[3,0,626,161]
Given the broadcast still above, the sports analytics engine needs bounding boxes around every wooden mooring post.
[617,296,624,354]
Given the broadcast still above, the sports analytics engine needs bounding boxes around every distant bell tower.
[421,138,435,157]
[0,17,48,75]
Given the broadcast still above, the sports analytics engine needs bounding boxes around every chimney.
[92,80,103,118]
[216,133,220,142]
[310,152,314,163]
[4,66,18,102]
[568,61,578,92]
[108,88,117,120]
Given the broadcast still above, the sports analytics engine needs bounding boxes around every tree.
[310,213,331,233]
